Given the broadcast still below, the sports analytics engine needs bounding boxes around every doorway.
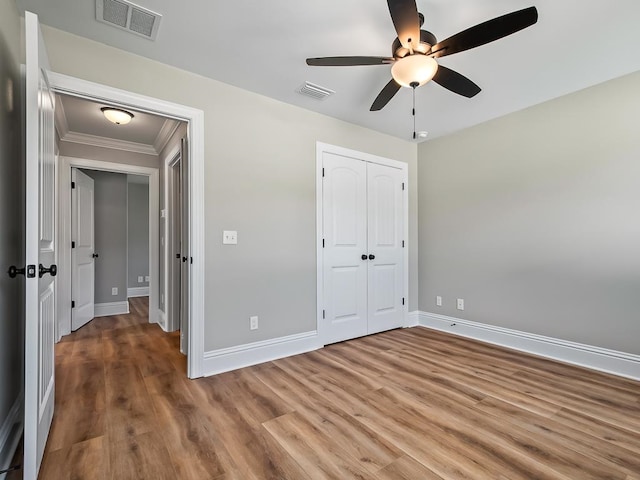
[49,72,205,378]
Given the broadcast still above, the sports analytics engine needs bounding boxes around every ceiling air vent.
[96,0,162,40]
[297,82,335,101]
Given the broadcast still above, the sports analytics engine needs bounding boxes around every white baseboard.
[0,392,23,479]
[416,311,640,381]
[94,301,130,317]
[127,286,149,297]
[406,310,420,327]
[203,331,322,377]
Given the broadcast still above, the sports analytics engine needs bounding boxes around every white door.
[366,162,405,334]
[322,153,369,344]
[180,138,190,355]
[322,153,405,344]
[24,11,56,480]
[71,169,95,330]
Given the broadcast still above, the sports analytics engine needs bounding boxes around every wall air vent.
[96,0,162,41]
[297,82,335,101]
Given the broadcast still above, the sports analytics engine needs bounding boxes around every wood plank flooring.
[39,297,640,479]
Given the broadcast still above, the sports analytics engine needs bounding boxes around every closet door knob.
[368,254,375,260]
[361,254,368,260]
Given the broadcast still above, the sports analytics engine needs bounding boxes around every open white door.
[180,138,190,355]
[24,11,57,480]
[71,168,95,330]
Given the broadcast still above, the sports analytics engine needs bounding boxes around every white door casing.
[24,11,56,479]
[49,72,205,378]
[317,143,408,345]
[71,168,95,330]
[322,153,368,344]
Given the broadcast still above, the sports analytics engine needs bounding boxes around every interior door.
[366,162,404,334]
[322,152,368,344]
[71,168,95,330]
[179,138,189,355]
[24,11,56,480]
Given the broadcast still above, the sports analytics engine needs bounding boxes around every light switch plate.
[137,276,143,283]
[223,230,238,245]
[145,275,150,282]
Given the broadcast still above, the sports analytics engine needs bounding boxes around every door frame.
[315,142,410,345]
[49,71,205,378]
[60,158,159,331]
[166,148,182,335]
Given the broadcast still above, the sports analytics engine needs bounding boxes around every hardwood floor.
[39,297,640,479]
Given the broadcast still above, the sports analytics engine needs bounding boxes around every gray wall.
[0,0,24,467]
[418,71,640,355]
[127,181,149,289]
[42,26,418,352]
[86,170,129,304]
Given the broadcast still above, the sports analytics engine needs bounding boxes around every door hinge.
[402,240,405,248]
[322,168,325,177]
[71,181,76,189]
[402,182,405,190]
[190,257,193,264]
[322,238,325,248]
[72,241,75,248]
[402,297,405,306]
[322,309,325,319]
[71,300,75,308]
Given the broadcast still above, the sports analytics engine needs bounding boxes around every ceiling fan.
[306,1,538,112]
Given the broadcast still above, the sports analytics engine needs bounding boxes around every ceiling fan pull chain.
[411,81,418,139]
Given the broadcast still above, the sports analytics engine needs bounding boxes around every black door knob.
[39,263,57,278]
[7,265,25,278]
[361,254,368,260]
[368,254,375,260]
[92,253,99,258]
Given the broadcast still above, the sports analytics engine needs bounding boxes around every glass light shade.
[101,107,134,125]
[391,55,438,88]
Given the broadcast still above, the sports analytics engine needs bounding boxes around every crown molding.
[153,118,180,154]
[54,96,69,139]
[60,131,158,156]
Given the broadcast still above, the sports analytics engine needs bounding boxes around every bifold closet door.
[323,153,369,344]
[323,153,404,344]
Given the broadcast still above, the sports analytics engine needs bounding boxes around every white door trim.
[50,72,205,379]
[316,142,409,345]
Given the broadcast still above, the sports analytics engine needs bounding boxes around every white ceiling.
[56,93,180,153]
[17,0,640,142]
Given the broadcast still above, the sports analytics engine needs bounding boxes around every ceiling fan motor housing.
[392,30,437,58]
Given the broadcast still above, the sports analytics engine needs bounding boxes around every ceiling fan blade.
[387,0,421,50]
[306,56,395,66]
[370,79,401,111]
[431,6,538,58]
[432,65,481,98]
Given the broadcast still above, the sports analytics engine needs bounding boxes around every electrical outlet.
[111,287,118,296]
[250,316,259,330]
[223,230,238,245]
[457,298,464,310]
[145,275,150,282]
[436,295,442,307]
[138,276,143,283]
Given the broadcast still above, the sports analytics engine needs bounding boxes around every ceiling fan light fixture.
[101,107,134,125]
[391,54,438,88]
